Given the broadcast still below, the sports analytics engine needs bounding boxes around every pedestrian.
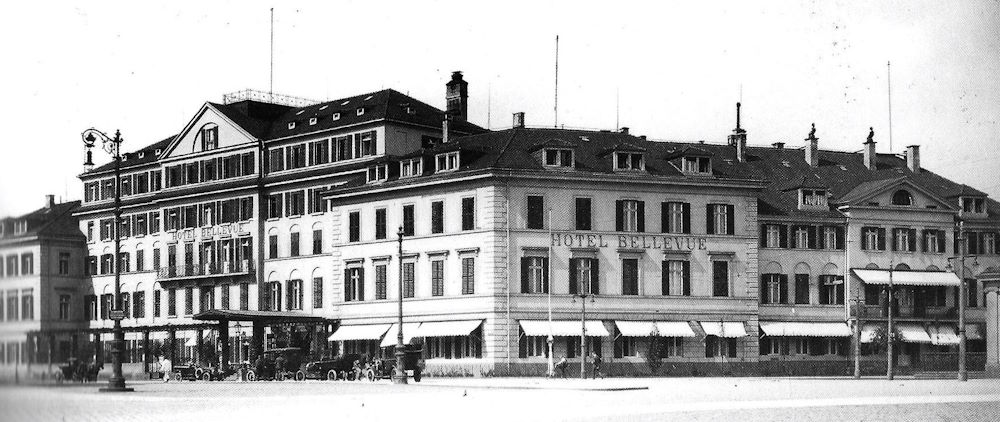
[161,356,172,383]
[555,357,568,378]
[591,352,603,379]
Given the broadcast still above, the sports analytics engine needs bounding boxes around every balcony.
[157,260,255,281]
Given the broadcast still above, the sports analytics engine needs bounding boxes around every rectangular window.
[286,191,305,216]
[290,231,300,257]
[431,201,444,234]
[375,208,387,240]
[167,289,177,316]
[267,194,282,219]
[59,294,71,320]
[312,229,323,254]
[819,275,845,305]
[575,198,592,230]
[349,211,361,242]
[892,228,916,252]
[621,258,639,295]
[435,151,459,172]
[20,289,33,320]
[706,204,734,235]
[220,285,230,310]
[662,260,689,296]
[7,291,20,321]
[682,156,710,174]
[400,158,423,178]
[287,280,303,310]
[760,274,782,304]
[461,257,475,295]
[136,250,145,272]
[570,258,600,295]
[184,287,194,315]
[431,260,445,296]
[309,139,330,166]
[58,252,70,275]
[763,225,781,248]
[134,291,145,318]
[461,197,475,231]
[269,234,278,259]
[520,257,549,293]
[403,262,415,298]
[862,227,886,251]
[268,149,285,172]
[375,264,387,300]
[616,152,645,170]
[616,200,643,232]
[794,274,810,304]
[313,277,323,308]
[345,268,364,302]
[712,261,730,297]
[402,205,415,236]
[662,202,689,234]
[527,195,544,229]
[153,290,161,317]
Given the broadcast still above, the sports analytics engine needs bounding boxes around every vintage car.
[295,353,362,381]
[171,363,205,381]
[246,347,304,381]
[367,346,423,382]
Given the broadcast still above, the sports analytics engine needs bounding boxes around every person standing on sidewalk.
[160,356,172,383]
[555,357,569,378]
[591,352,603,379]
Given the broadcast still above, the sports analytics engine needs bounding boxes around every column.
[167,329,176,363]
[195,328,204,366]
[985,281,1000,375]
[142,331,151,373]
[218,320,230,372]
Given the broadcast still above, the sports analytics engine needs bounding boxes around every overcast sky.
[1,0,998,216]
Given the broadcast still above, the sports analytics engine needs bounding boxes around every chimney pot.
[906,145,920,173]
[772,142,785,150]
[729,102,748,162]
[863,127,877,170]
[512,112,525,128]
[620,127,629,135]
[445,71,468,122]
[45,195,55,208]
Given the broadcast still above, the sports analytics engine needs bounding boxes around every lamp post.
[572,289,594,379]
[947,221,975,382]
[83,128,133,393]
[394,226,408,384]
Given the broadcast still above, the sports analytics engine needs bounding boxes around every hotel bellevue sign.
[171,222,251,242]
[551,232,708,251]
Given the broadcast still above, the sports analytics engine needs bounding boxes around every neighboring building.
[15,72,1000,379]
[0,196,86,377]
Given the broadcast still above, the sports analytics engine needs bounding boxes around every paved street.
[2,377,999,421]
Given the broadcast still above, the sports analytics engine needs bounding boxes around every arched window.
[891,189,913,206]
[287,270,303,310]
[266,272,281,311]
[894,263,910,271]
[311,222,324,255]
[289,225,301,257]
[268,227,279,258]
[199,123,219,151]
[311,268,324,309]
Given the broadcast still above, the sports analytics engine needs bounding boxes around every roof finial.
[867,127,875,143]
[807,123,817,140]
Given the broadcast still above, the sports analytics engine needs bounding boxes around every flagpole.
[547,208,554,377]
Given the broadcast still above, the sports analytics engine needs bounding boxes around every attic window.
[435,151,460,173]
[200,124,219,151]
[615,152,644,171]
[400,158,422,178]
[366,163,388,183]
[839,165,848,171]
[14,220,27,234]
[891,189,913,206]
[138,152,145,159]
[543,148,574,168]
[309,117,318,125]
[781,161,791,167]
[800,189,828,208]
[406,106,416,115]
[155,149,162,155]
[356,107,365,116]
[681,156,710,174]
[579,136,590,142]
[332,113,341,121]
[288,122,296,130]
[961,197,986,214]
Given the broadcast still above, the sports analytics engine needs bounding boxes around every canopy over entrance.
[852,269,960,286]
[193,309,329,324]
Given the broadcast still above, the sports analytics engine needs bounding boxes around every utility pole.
[958,221,967,381]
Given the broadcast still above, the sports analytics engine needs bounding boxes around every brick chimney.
[906,145,920,173]
[863,127,877,170]
[728,102,748,162]
[804,123,819,167]
[442,118,450,144]
[512,112,525,128]
[445,71,468,122]
[45,194,55,208]
[619,127,629,135]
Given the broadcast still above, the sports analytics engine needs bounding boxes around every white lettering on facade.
[550,232,708,250]
[172,222,250,242]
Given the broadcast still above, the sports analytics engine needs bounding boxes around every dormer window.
[800,189,828,209]
[14,220,27,234]
[332,113,341,121]
[891,189,913,206]
[543,148,574,168]
[366,164,388,183]
[615,152,644,171]
[309,117,318,125]
[435,151,459,173]
[356,107,365,116]
[682,156,711,174]
[288,122,296,130]
[961,197,986,214]
[200,124,219,151]
[400,158,422,178]
[138,152,145,159]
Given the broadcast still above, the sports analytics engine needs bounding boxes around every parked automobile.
[246,347,304,381]
[367,346,423,382]
[295,353,362,381]
[171,363,205,381]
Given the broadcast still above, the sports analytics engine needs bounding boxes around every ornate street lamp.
[83,128,133,392]
[572,288,595,379]
[394,226,408,384]
[946,221,977,382]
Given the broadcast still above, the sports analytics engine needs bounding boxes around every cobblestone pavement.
[1,377,999,421]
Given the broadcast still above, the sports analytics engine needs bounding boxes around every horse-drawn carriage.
[54,358,102,383]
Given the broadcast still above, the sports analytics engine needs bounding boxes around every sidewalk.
[415,376,649,391]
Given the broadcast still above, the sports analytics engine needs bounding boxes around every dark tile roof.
[90,135,176,174]
[0,200,83,241]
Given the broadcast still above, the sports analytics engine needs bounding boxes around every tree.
[645,325,665,375]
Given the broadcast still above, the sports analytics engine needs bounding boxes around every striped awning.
[410,320,483,338]
[379,323,422,348]
[700,322,747,338]
[519,320,610,337]
[615,321,696,337]
[852,269,960,286]
[759,322,852,337]
[897,324,932,343]
[928,325,960,345]
[328,324,391,342]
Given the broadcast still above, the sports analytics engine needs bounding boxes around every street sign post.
[110,310,126,321]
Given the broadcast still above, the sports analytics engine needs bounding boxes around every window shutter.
[878,228,886,250]
[726,205,735,235]
[835,226,845,250]
[705,204,715,234]
[816,226,826,250]
[569,259,578,295]
[681,261,691,296]
[661,202,670,233]
[518,328,527,358]
[662,261,670,295]
[591,259,600,295]
[286,282,293,310]
[778,225,788,248]
[921,229,929,252]
[615,200,624,231]
[838,339,849,356]
[908,229,917,252]
[861,229,869,250]
[727,339,737,358]
[614,328,623,358]
[760,225,768,248]
[789,225,798,249]
[682,203,691,234]
[276,282,282,311]
[807,226,817,249]
[520,257,530,293]
[779,274,789,304]
[760,275,769,304]
[344,269,351,301]
[890,229,897,251]
[542,258,549,293]
[636,201,645,232]
[358,269,365,301]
